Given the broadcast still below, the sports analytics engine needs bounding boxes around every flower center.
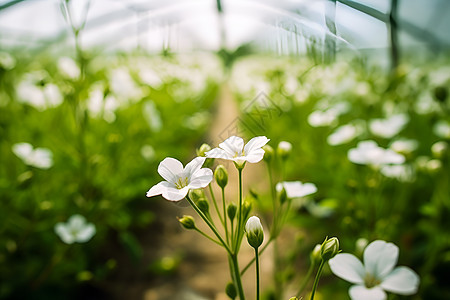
[234,150,245,158]
[364,273,381,288]
[175,176,189,189]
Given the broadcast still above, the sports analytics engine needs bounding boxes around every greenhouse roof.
[0,0,449,54]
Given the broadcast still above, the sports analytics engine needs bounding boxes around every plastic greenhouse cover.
[0,0,448,53]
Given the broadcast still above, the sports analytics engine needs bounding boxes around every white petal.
[184,157,206,178]
[349,285,387,300]
[76,224,96,243]
[189,168,213,189]
[244,136,270,154]
[161,186,189,201]
[329,253,365,284]
[364,240,399,279]
[54,223,75,244]
[380,266,420,295]
[146,181,173,197]
[12,143,33,160]
[243,148,265,163]
[158,157,183,183]
[219,136,244,156]
[68,214,86,231]
[205,148,232,160]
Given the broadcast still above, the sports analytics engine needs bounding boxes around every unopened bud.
[243,200,252,220]
[214,165,228,189]
[178,215,196,230]
[196,143,211,157]
[277,141,292,160]
[196,198,209,214]
[225,282,237,299]
[262,145,274,162]
[245,216,264,249]
[277,185,287,204]
[310,244,322,264]
[320,237,340,261]
[227,203,237,221]
[189,189,204,202]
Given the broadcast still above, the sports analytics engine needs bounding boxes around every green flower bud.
[225,282,237,299]
[320,237,340,261]
[277,141,292,160]
[227,203,237,221]
[196,198,209,214]
[262,145,274,162]
[214,165,228,188]
[178,215,196,230]
[243,200,252,220]
[196,143,211,157]
[189,189,204,202]
[245,216,264,249]
[277,185,287,204]
[310,243,322,264]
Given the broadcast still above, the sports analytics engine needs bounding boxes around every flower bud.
[227,203,237,221]
[189,189,204,202]
[245,216,264,249]
[196,198,209,214]
[431,141,448,159]
[262,145,274,162]
[320,237,340,261]
[196,143,211,157]
[310,244,322,264]
[243,200,252,220]
[225,282,237,299]
[355,238,368,256]
[277,141,292,160]
[214,165,228,189]
[178,215,196,230]
[277,185,287,204]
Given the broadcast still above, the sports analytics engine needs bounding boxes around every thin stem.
[235,168,243,253]
[185,196,232,255]
[241,237,273,275]
[209,185,224,226]
[194,228,222,246]
[231,254,246,300]
[310,259,325,300]
[255,248,260,300]
[222,187,229,244]
[266,162,278,236]
[296,260,316,298]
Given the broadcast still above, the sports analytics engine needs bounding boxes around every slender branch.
[310,259,325,300]
[209,185,224,226]
[194,228,222,246]
[222,187,229,244]
[255,248,260,300]
[296,260,316,298]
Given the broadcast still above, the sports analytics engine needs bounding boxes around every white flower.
[143,100,162,132]
[205,136,270,166]
[380,165,415,182]
[389,139,418,155]
[12,142,53,169]
[58,57,80,79]
[146,157,213,201]
[327,123,360,146]
[369,114,409,139]
[54,215,96,244]
[308,110,338,127]
[433,120,450,139]
[348,141,405,166]
[329,240,420,300]
[276,181,317,198]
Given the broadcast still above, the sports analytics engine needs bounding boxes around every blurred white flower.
[329,240,420,300]
[389,139,418,155]
[58,57,80,79]
[139,68,163,88]
[16,80,63,111]
[183,111,210,130]
[146,157,213,201]
[110,68,143,102]
[433,120,450,139]
[87,85,118,123]
[12,142,53,169]
[143,101,162,132]
[276,181,317,198]
[55,214,96,244]
[278,141,292,153]
[206,136,270,166]
[348,141,405,166]
[141,145,156,162]
[308,110,338,127]
[0,51,16,70]
[431,141,448,158]
[369,114,409,139]
[380,165,415,182]
[327,123,361,146]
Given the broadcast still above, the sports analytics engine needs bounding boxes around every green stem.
[231,254,246,300]
[255,248,260,300]
[235,168,243,253]
[186,196,232,255]
[222,187,229,244]
[266,162,278,236]
[296,260,316,297]
[210,185,224,226]
[194,228,222,246]
[241,237,273,275]
[310,259,325,300]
